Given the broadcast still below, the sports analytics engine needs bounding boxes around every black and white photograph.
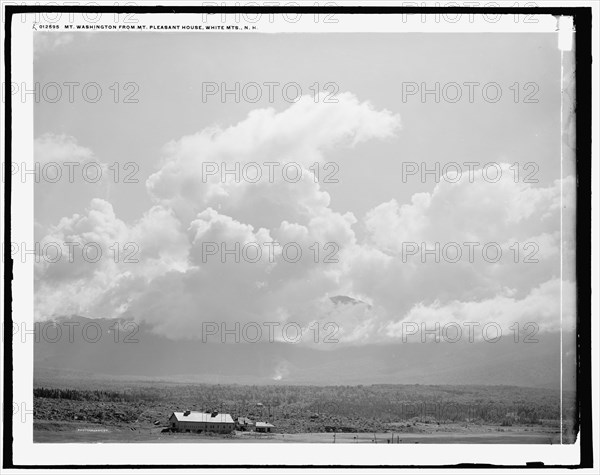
[1,1,598,472]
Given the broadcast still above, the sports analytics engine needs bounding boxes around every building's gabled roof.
[171,412,234,424]
[255,421,275,428]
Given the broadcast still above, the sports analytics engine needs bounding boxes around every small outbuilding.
[255,421,275,433]
[236,417,255,431]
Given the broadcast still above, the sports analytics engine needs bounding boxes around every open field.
[34,421,560,444]
[33,379,575,444]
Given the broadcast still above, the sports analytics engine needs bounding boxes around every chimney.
[184,410,191,416]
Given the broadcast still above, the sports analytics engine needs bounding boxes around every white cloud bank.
[34,92,576,345]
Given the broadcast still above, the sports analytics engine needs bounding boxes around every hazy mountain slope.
[33,316,575,388]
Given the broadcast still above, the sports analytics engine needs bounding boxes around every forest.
[34,382,573,434]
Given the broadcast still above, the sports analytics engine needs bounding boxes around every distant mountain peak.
[330,295,370,308]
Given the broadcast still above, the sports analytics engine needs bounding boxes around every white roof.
[255,421,275,428]
[172,412,234,424]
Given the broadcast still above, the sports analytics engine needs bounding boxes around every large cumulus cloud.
[34,92,575,345]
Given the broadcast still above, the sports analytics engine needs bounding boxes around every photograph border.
[2,3,593,469]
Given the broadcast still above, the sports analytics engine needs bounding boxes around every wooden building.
[169,411,235,433]
[255,421,275,433]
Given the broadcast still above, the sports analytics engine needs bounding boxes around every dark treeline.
[33,387,162,402]
[33,384,572,425]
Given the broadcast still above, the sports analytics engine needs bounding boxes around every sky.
[32,31,576,346]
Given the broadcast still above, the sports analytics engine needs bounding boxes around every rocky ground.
[34,396,563,438]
